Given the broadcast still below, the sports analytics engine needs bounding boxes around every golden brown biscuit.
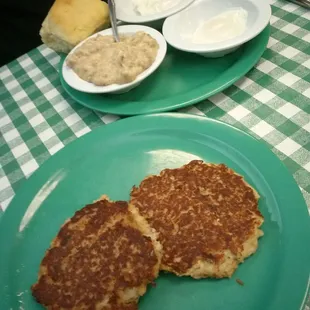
[40,0,110,53]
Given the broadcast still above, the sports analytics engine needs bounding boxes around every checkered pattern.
[0,6,309,197]
[0,0,309,212]
[0,0,309,307]
[1,1,309,212]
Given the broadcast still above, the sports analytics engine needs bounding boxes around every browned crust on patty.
[130,160,263,278]
[31,198,161,309]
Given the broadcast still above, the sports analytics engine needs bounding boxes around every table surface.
[0,0,310,306]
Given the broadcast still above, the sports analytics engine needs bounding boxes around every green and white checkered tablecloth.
[0,0,309,308]
[0,3,310,209]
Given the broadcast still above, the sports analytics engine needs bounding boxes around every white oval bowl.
[62,25,167,94]
[162,0,271,58]
[115,0,195,24]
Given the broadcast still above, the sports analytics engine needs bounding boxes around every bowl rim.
[162,0,272,53]
[115,0,195,23]
[62,25,167,94]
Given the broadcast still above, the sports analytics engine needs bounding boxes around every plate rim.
[116,0,195,23]
[59,25,270,116]
[162,0,271,53]
[0,113,309,310]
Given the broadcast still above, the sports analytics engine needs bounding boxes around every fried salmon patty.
[32,197,162,309]
[130,160,263,278]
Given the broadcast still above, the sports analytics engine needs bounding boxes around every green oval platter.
[0,113,309,310]
[59,26,270,115]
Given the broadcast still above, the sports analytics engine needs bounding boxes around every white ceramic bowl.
[62,25,167,94]
[115,0,195,25]
[163,0,271,58]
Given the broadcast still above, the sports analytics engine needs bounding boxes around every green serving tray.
[59,25,270,115]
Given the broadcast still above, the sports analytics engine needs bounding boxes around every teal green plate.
[1,113,309,310]
[59,26,270,115]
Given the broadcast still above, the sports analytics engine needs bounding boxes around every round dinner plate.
[0,114,309,310]
[59,25,270,115]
